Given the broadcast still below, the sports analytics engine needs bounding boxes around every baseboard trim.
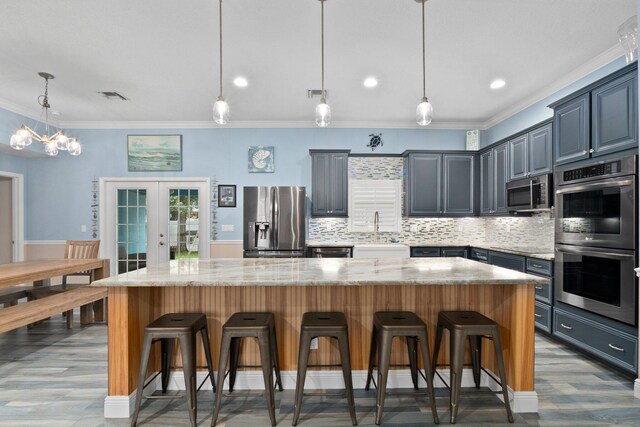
[634,378,640,399]
[103,368,538,418]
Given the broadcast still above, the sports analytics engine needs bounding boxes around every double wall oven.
[555,156,637,325]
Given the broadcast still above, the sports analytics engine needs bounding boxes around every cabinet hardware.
[582,150,587,155]
[589,148,595,154]
[560,323,573,330]
[535,286,543,290]
[608,343,625,352]
[532,263,544,268]
[534,313,542,318]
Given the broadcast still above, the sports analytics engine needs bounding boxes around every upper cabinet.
[310,150,350,217]
[405,152,475,217]
[480,143,508,216]
[551,63,638,166]
[509,123,552,180]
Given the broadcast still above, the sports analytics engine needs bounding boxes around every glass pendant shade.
[44,142,59,156]
[55,133,70,150]
[315,99,331,127]
[17,128,32,146]
[416,98,433,126]
[213,97,230,125]
[10,134,25,150]
[68,138,81,156]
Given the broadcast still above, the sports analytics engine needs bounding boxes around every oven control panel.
[563,160,622,182]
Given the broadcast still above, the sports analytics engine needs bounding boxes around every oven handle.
[555,178,634,194]
[555,245,635,259]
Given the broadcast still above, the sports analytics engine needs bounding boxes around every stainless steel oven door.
[555,244,636,325]
[555,175,635,249]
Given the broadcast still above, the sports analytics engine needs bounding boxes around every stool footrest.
[303,391,347,397]
[144,393,185,400]
[306,363,342,368]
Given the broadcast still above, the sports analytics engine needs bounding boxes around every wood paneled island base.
[95,258,546,418]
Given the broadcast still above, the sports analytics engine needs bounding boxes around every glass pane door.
[116,189,148,273]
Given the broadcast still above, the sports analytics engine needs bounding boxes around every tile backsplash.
[308,156,554,250]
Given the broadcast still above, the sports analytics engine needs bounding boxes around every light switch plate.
[81,225,87,232]
[221,224,235,232]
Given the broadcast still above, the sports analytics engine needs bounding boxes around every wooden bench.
[0,287,107,334]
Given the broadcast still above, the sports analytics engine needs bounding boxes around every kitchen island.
[92,257,549,418]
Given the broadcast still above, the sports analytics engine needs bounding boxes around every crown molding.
[480,44,626,130]
[61,119,480,130]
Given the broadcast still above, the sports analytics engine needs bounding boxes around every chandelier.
[10,72,81,156]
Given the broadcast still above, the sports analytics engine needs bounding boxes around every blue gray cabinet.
[592,72,638,156]
[509,134,528,180]
[479,150,493,215]
[310,150,349,217]
[411,246,469,258]
[551,63,638,166]
[443,154,475,216]
[405,152,474,217]
[553,93,590,166]
[510,124,553,179]
[441,247,469,258]
[406,153,441,216]
[480,143,508,216]
[488,251,526,272]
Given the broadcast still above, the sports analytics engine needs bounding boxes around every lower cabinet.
[553,307,638,373]
[534,302,552,333]
[488,251,526,272]
[441,247,469,258]
[410,246,469,258]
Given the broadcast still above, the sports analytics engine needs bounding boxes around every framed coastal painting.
[248,146,274,173]
[218,184,237,207]
[128,135,182,172]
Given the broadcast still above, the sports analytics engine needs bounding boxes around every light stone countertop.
[306,242,555,260]
[91,257,550,288]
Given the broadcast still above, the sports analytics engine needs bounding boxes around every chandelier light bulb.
[44,142,59,157]
[17,128,32,146]
[315,98,331,127]
[416,97,433,126]
[213,96,230,125]
[55,133,70,150]
[68,138,81,156]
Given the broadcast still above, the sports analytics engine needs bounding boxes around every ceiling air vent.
[99,91,129,101]
[307,89,327,99]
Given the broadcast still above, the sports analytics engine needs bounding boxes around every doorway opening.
[0,171,24,263]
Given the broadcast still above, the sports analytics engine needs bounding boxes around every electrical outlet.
[221,224,234,232]
[506,224,511,233]
[310,338,318,350]
[457,223,464,232]
[81,225,87,232]
[410,224,418,233]
[425,223,431,232]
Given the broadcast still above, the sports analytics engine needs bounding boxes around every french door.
[101,179,210,275]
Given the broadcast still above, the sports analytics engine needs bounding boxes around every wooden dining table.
[0,258,111,327]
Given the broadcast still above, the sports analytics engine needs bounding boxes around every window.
[348,180,401,233]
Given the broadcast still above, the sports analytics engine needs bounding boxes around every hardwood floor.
[0,315,639,426]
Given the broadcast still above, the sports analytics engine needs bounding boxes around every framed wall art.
[128,135,182,172]
[218,184,237,208]
[248,146,274,173]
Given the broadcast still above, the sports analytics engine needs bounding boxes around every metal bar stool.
[292,312,357,426]
[365,311,439,425]
[131,313,216,427]
[431,311,513,424]
[212,312,283,427]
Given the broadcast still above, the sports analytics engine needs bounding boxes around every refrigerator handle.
[273,187,279,248]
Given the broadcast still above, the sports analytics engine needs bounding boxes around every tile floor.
[0,316,639,426]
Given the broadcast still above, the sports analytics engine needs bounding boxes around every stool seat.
[147,313,208,333]
[300,311,348,332]
[432,310,514,424]
[131,312,216,427]
[365,311,439,425]
[212,312,282,427]
[293,312,357,426]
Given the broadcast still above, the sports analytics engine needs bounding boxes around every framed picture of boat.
[128,135,182,172]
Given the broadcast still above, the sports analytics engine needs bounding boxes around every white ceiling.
[0,0,635,128]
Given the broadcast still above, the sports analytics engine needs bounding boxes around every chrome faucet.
[374,211,380,243]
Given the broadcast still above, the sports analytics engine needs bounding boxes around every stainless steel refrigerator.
[243,186,306,258]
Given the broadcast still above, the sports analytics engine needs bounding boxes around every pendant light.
[315,0,331,127]
[415,0,433,126]
[213,0,229,124]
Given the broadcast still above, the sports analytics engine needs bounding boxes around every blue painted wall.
[483,56,629,147]
[0,152,28,175]
[1,117,465,240]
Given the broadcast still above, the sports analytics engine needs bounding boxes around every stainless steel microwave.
[506,174,553,213]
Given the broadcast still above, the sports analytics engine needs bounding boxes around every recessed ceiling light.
[490,79,506,89]
[363,77,378,88]
[233,77,248,87]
